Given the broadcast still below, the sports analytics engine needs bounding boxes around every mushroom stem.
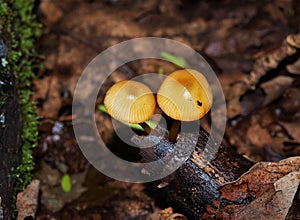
[169,120,181,143]
[139,122,152,135]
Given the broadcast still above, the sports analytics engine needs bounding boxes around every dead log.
[133,127,254,219]
[0,69,22,219]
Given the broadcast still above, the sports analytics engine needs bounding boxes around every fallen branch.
[133,127,254,219]
[133,127,300,219]
[0,70,22,219]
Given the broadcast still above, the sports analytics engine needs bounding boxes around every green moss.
[0,0,41,217]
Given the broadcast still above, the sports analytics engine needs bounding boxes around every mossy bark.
[0,70,22,219]
[0,0,41,218]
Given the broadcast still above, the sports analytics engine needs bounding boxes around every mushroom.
[157,69,213,143]
[104,80,156,134]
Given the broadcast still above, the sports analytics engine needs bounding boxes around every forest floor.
[31,0,300,219]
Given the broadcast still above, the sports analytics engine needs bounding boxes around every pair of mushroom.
[104,69,213,143]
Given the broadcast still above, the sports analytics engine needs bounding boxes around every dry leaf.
[208,157,300,219]
[260,76,293,106]
[16,180,40,220]
[233,171,300,219]
[280,122,300,142]
[287,57,300,75]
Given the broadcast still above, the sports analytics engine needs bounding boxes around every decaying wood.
[0,70,22,219]
[133,127,254,219]
[134,126,300,219]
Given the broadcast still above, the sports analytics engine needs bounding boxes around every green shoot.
[160,52,186,68]
[61,174,72,193]
[158,67,164,75]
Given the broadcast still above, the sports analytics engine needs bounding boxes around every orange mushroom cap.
[157,69,213,121]
[104,80,156,124]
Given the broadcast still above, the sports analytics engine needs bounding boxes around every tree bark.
[134,127,254,219]
[0,70,22,219]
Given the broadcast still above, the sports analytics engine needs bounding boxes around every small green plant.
[160,52,186,68]
[61,174,72,193]
[158,66,164,75]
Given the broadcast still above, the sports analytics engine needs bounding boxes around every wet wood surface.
[134,127,254,219]
[0,70,22,219]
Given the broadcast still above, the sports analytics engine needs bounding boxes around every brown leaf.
[16,180,40,220]
[32,76,62,119]
[247,124,273,148]
[264,3,289,25]
[226,82,247,118]
[260,76,293,106]
[280,122,300,142]
[39,0,63,27]
[215,157,300,219]
[233,171,300,219]
[287,57,300,75]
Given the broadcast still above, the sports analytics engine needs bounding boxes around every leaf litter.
[29,0,300,219]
